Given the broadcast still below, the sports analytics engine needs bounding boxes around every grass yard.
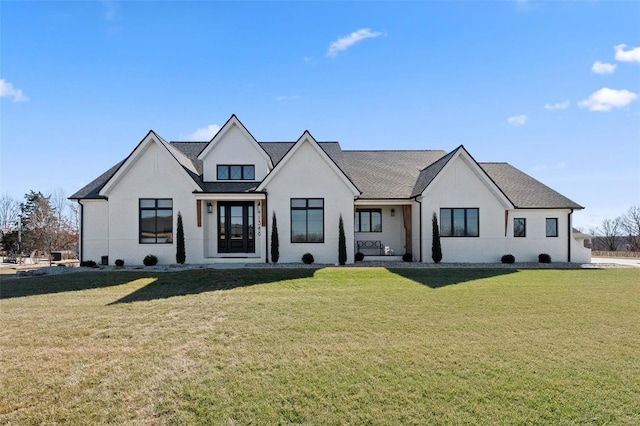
[1,267,639,425]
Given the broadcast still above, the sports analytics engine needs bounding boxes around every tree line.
[591,206,640,252]
[0,190,79,260]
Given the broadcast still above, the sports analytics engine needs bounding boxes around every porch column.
[403,205,412,255]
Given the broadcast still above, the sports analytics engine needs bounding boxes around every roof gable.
[196,114,272,166]
[414,145,514,209]
[98,130,202,197]
[257,131,360,195]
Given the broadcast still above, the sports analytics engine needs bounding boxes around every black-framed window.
[139,199,173,244]
[291,198,324,243]
[217,165,255,180]
[546,218,558,237]
[440,208,479,237]
[514,218,526,237]
[355,209,382,232]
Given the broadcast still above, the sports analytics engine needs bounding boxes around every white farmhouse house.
[70,115,590,265]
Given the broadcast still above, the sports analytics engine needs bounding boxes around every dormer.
[197,115,272,182]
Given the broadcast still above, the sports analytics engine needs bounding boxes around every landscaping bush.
[143,255,158,266]
[80,260,97,268]
[538,253,552,263]
[115,259,125,267]
[355,252,365,262]
[403,253,413,262]
[301,253,314,265]
[501,254,515,264]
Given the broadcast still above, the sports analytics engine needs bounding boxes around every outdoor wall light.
[207,202,213,214]
[391,208,395,217]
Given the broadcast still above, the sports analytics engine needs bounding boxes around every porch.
[353,202,414,261]
[195,194,267,263]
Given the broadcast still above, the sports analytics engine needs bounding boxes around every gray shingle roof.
[480,163,583,209]
[199,182,261,193]
[71,138,582,210]
[411,149,457,197]
[69,161,124,199]
[341,150,447,199]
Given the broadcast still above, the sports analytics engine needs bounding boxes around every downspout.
[567,209,573,263]
[76,200,83,262]
[415,196,423,262]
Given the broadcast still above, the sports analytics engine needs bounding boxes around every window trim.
[290,198,324,243]
[355,209,382,233]
[546,217,558,237]
[217,164,255,181]
[440,208,480,237]
[139,198,173,244]
[513,218,526,238]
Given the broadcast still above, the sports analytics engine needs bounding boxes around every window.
[546,218,558,237]
[514,218,526,237]
[440,208,479,237]
[139,199,173,243]
[291,198,324,243]
[355,209,382,232]
[217,165,255,180]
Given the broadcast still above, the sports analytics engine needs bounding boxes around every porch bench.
[357,240,384,256]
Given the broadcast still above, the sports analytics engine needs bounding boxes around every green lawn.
[1,268,639,425]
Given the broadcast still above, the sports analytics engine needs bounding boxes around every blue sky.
[1,0,639,231]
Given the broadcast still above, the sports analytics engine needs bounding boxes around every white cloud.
[0,79,28,102]
[578,88,638,112]
[544,100,570,111]
[507,115,527,126]
[591,61,616,74]
[183,124,220,141]
[102,0,118,21]
[326,28,382,58]
[614,44,640,63]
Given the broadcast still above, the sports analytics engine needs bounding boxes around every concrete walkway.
[591,257,640,268]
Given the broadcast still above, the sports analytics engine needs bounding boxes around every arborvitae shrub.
[432,212,442,263]
[271,212,279,263]
[143,255,158,266]
[302,253,314,264]
[176,211,185,264]
[338,215,347,265]
[501,254,515,264]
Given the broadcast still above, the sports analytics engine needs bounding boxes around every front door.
[218,202,255,253]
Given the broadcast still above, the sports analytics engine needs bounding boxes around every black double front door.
[218,202,255,253]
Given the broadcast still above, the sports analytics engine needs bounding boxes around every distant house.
[70,115,590,265]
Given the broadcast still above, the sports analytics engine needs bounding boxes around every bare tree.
[592,217,623,251]
[621,206,640,251]
[0,193,20,230]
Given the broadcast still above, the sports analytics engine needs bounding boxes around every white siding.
[420,155,508,262]
[80,199,109,263]
[201,124,270,182]
[418,155,587,263]
[265,141,356,264]
[104,142,203,265]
